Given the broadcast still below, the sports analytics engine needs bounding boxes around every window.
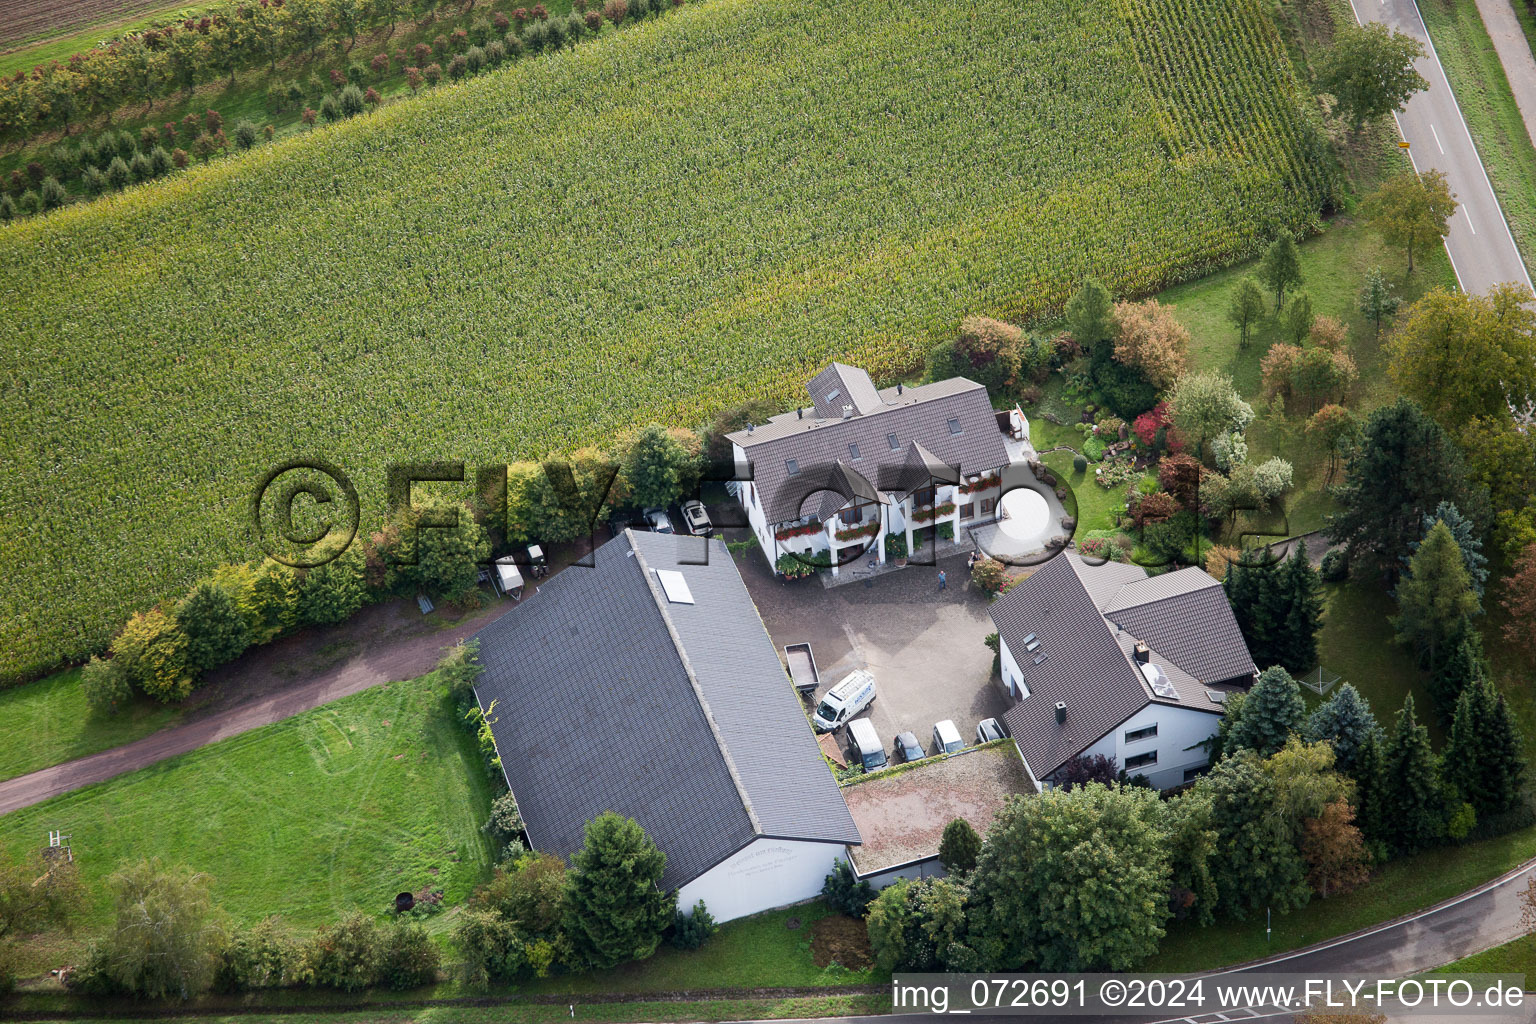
[826,389,841,402]
[840,504,865,525]
[1183,765,1209,783]
[913,486,936,507]
[980,497,997,515]
[1125,751,1157,771]
[960,502,975,520]
[887,432,900,451]
[947,417,963,435]
[848,443,862,461]
[785,458,800,476]
[1124,724,1158,743]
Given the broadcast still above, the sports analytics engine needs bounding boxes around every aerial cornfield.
[0,0,1331,683]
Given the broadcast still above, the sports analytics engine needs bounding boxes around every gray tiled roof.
[727,368,1011,525]
[472,531,859,891]
[809,363,884,419]
[993,552,1254,780]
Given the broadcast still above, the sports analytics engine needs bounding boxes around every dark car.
[894,731,924,763]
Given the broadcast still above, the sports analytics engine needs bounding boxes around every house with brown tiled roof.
[726,363,1026,578]
[990,550,1257,791]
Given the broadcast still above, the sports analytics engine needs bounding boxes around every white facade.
[999,635,1028,699]
[676,838,848,924]
[1076,701,1221,791]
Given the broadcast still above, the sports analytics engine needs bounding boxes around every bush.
[669,900,717,950]
[472,853,567,937]
[346,62,367,85]
[884,532,908,559]
[172,148,190,168]
[39,176,67,209]
[126,150,153,182]
[1320,547,1348,582]
[339,84,366,117]
[112,608,191,702]
[233,120,258,150]
[379,923,441,990]
[370,52,390,75]
[148,145,173,175]
[503,31,524,57]
[320,94,342,122]
[448,53,470,79]
[303,914,382,991]
[82,655,133,713]
[454,908,526,986]
[603,0,628,23]
[214,918,298,993]
[544,15,567,48]
[483,791,525,847]
[1073,453,1088,472]
[486,40,507,65]
[971,557,1008,595]
[821,858,875,917]
[464,45,486,74]
[105,156,131,189]
[423,62,444,85]
[938,818,981,873]
[586,10,603,30]
[82,165,107,195]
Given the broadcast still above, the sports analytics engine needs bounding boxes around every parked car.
[643,507,674,534]
[894,731,924,763]
[932,719,964,754]
[846,718,888,772]
[609,512,646,537]
[976,717,1005,743]
[813,669,877,731]
[681,499,711,535]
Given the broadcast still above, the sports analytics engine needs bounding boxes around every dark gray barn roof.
[472,531,859,891]
[726,366,1011,525]
[992,552,1255,781]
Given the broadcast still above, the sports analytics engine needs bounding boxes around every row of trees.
[858,667,1525,973]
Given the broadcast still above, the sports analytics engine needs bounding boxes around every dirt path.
[1474,0,1536,153]
[0,596,519,816]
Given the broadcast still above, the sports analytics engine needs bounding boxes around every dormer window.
[785,459,800,476]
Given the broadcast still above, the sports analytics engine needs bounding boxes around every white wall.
[733,441,779,569]
[677,838,847,923]
[857,855,948,891]
[999,637,1029,698]
[1079,701,1221,790]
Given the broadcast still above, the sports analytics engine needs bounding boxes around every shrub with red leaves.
[412,42,431,64]
[329,67,345,86]
[493,11,509,30]
[370,52,389,74]
[584,10,602,28]
[532,4,548,18]
[364,86,380,105]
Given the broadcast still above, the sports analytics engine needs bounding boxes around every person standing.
[938,569,947,591]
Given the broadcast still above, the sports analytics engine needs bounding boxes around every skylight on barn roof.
[655,569,694,604]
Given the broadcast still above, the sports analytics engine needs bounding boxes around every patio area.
[967,462,1072,565]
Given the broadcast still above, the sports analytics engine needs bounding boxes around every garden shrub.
[821,858,875,917]
[339,84,366,116]
[81,655,132,713]
[303,914,383,992]
[669,900,717,950]
[885,532,908,559]
[214,918,298,993]
[454,908,526,986]
[39,176,67,209]
[1320,548,1348,582]
[483,791,525,847]
[379,923,441,990]
[1073,453,1087,472]
[971,557,1007,595]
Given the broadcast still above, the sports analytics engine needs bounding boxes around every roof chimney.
[1054,701,1067,725]
[842,404,853,420]
[1134,642,1150,664]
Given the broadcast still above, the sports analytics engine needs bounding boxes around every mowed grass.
[0,0,1331,686]
[1417,0,1536,273]
[0,668,495,974]
[0,0,203,74]
[0,668,185,782]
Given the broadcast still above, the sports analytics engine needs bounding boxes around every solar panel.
[1140,662,1178,700]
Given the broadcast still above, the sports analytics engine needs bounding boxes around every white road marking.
[1467,206,1478,234]
[1430,122,1444,153]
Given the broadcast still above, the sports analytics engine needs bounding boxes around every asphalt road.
[1347,0,1533,294]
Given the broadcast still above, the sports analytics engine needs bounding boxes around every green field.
[0,667,495,975]
[0,667,185,782]
[0,0,1332,686]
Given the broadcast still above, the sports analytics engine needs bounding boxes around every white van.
[812,669,877,731]
[846,718,888,772]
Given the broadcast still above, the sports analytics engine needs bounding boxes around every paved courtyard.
[737,541,1010,764]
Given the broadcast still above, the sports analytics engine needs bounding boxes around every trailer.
[784,642,820,694]
[492,556,525,600]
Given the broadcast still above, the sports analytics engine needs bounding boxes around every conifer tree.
[174,582,249,676]
[1380,695,1444,854]
[1482,685,1528,816]
[1429,628,1489,721]
[1443,682,1492,814]
[1226,666,1306,757]
[1303,683,1381,773]
[562,812,673,970]
[1351,729,1387,846]
[1279,541,1324,673]
[1394,520,1479,676]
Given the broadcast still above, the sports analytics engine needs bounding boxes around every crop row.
[0,0,1330,683]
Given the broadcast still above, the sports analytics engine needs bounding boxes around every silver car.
[681,500,711,535]
[976,717,1006,743]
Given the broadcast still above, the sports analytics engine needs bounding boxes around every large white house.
[991,550,1258,790]
[726,363,1022,577]
[470,530,861,923]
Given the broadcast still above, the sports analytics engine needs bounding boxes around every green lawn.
[0,668,184,782]
[0,667,496,976]
[1311,579,1442,744]
[1417,0,1536,273]
[1147,822,1536,971]
[1041,449,1139,537]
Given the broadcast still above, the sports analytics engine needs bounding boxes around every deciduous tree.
[112,608,192,702]
[1111,300,1189,389]
[1202,752,1310,918]
[1227,276,1266,348]
[1358,267,1400,336]
[1368,169,1456,273]
[1167,371,1252,464]
[1317,22,1428,130]
[1502,543,1536,664]
[1300,800,1370,898]
[1259,234,1303,311]
[84,859,225,999]
[1306,405,1358,484]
